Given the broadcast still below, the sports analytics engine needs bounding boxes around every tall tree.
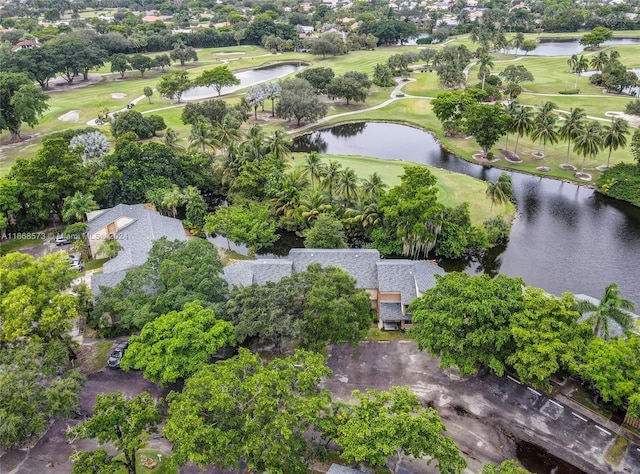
[559,107,586,166]
[303,214,347,249]
[0,72,49,140]
[531,103,558,158]
[157,70,191,103]
[573,121,603,174]
[573,283,636,340]
[603,117,629,169]
[276,78,327,125]
[120,301,235,385]
[335,387,466,474]
[68,392,162,474]
[194,65,240,96]
[164,349,332,473]
[62,191,98,223]
[510,104,534,157]
[409,272,525,376]
[302,152,326,191]
[464,103,512,157]
[478,55,494,90]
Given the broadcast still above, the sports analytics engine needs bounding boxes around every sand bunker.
[605,111,640,128]
[213,52,246,55]
[58,110,80,122]
[111,93,127,98]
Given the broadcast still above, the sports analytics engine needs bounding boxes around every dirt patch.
[111,92,127,99]
[58,110,80,122]
[0,134,33,146]
[574,172,593,181]
[45,74,105,93]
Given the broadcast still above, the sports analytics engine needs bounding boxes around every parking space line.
[507,376,521,384]
[595,426,611,436]
[572,412,588,422]
[549,400,563,408]
[527,387,541,396]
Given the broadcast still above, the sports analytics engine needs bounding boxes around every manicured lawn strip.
[85,258,109,271]
[291,152,512,225]
[0,237,42,255]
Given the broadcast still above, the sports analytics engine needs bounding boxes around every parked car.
[69,253,82,263]
[70,261,84,271]
[126,102,135,109]
[107,341,129,369]
[55,235,70,246]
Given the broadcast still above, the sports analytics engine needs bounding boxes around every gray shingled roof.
[90,270,129,296]
[222,261,255,288]
[413,260,445,293]
[288,249,380,289]
[327,465,367,474]
[250,259,292,285]
[88,204,187,274]
[379,301,405,321]
[376,260,418,305]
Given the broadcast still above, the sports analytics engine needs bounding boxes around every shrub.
[484,217,511,246]
[596,163,640,207]
[558,89,580,95]
[625,99,640,116]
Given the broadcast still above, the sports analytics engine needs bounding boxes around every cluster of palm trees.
[503,101,629,174]
[270,152,387,233]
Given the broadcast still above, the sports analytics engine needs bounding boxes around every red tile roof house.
[223,248,444,330]
[11,40,40,52]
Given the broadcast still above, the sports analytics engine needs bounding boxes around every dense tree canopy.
[409,272,525,376]
[276,78,327,125]
[225,263,372,353]
[0,72,49,140]
[93,238,228,335]
[120,301,236,385]
[194,65,240,96]
[164,349,332,473]
[335,387,466,474]
[69,392,162,474]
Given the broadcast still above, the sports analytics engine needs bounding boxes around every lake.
[513,38,640,56]
[291,122,640,306]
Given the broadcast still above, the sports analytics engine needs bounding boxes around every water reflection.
[513,38,640,56]
[291,122,640,305]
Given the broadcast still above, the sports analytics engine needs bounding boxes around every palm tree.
[590,51,609,72]
[361,172,387,200]
[322,160,343,204]
[566,54,578,90]
[573,283,636,340]
[531,107,558,158]
[211,115,242,148]
[573,55,589,89]
[160,186,186,218]
[558,107,586,166]
[297,190,332,222]
[163,128,184,152]
[512,32,525,55]
[271,169,308,218]
[241,125,266,162]
[97,238,123,260]
[485,173,513,217]
[265,130,291,162]
[511,105,534,157]
[336,167,360,206]
[503,101,519,152]
[62,191,98,223]
[302,152,326,191]
[478,54,494,90]
[573,121,603,174]
[603,117,629,168]
[264,82,281,117]
[189,119,215,154]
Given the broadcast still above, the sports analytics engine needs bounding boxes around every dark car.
[126,102,135,109]
[107,341,129,368]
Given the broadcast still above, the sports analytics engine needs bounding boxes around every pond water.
[512,38,640,56]
[291,122,640,306]
[182,63,306,101]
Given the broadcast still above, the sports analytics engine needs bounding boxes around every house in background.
[223,249,444,330]
[11,40,40,52]
[88,203,187,294]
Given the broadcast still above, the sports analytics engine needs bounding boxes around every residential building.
[87,204,187,294]
[223,249,445,330]
[10,40,39,52]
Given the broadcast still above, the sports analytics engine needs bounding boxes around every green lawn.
[291,152,513,225]
[0,237,42,255]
